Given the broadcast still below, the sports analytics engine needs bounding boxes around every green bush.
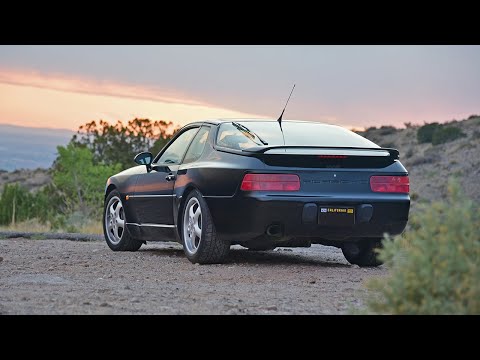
[431,126,466,145]
[417,122,466,145]
[417,122,440,143]
[0,183,51,225]
[367,180,480,314]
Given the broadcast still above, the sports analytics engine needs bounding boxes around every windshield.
[216,121,378,150]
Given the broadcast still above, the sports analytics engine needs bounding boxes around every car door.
[130,127,200,239]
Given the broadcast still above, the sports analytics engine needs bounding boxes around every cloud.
[0,67,210,107]
[0,71,266,131]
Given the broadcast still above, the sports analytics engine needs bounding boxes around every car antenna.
[277,84,296,146]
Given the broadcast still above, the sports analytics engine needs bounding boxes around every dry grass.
[0,218,52,233]
[0,218,103,235]
[77,221,103,235]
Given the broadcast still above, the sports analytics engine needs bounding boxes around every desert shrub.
[405,148,414,158]
[408,156,430,166]
[432,126,466,145]
[417,122,440,143]
[367,180,480,314]
[378,142,396,149]
[378,126,397,136]
[468,114,479,120]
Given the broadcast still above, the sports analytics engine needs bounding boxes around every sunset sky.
[1,45,479,131]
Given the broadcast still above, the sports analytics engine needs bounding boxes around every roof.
[187,118,327,126]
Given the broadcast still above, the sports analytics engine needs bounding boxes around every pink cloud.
[0,67,208,107]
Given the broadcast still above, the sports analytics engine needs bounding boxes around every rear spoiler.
[242,146,400,159]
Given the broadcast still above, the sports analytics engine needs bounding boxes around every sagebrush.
[367,180,480,314]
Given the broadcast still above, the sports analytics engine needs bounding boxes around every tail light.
[370,175,409,193]
[240,174,300,191]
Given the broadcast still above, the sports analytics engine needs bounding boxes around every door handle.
[165,173,176,181]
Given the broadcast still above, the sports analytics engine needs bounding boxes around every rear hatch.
[244,146,401,196]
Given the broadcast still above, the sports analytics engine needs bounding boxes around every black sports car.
[103,119,410,266]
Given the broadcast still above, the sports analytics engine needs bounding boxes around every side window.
[157,128,198,164]
[183,127,210,164]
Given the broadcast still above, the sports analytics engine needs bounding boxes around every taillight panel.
[370,175,409,193]
[240,174,300,191]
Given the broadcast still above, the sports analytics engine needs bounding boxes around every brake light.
[240,174,300,191]
[370,175,409,193]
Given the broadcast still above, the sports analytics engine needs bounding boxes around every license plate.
[318,206,355,226]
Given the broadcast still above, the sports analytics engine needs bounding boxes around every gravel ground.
[0,238,387,314]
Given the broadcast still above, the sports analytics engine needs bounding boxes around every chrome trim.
[127,194,175,198]
[202,195,234,198]
[126,222,175,228]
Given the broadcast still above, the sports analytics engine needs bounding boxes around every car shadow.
[140,246,350,268]
[226,249,349,267]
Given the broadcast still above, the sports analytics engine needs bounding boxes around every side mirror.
[134,151,153,171]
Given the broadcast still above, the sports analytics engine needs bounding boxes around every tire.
[181,189,230,264]
[103,190,142,251]
[341,238,383,267]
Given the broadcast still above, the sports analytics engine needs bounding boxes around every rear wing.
[242,146,400,160]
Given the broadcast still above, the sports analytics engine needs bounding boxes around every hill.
[0,124,73,171]
[357,115,480,207]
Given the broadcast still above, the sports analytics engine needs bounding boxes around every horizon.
[1,114,478,134]
[1,45,479,131]
[0,108,477,172]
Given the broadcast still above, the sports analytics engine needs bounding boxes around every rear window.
[216,121,378,150]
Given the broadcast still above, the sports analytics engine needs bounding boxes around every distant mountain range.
[0,124,73,171]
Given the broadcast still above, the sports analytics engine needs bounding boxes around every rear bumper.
[205,193,410,244]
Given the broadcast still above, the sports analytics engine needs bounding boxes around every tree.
[52,144,122,216]
[71,118,179,169]
[0,183,54,225]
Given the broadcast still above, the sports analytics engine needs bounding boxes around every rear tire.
[181,189,230,264]
[103,190,142,251]
[341,238,383,267]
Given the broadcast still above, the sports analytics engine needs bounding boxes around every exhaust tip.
[266,224,283,237]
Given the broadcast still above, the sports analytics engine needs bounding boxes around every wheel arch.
[177,185,198,235]
[105,184,117,198]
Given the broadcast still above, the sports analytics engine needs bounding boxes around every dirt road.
[0,238,386,314]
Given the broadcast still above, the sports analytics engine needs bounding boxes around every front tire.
[341,238,383,267]
[181,189,230,264]
[103,190,142,251]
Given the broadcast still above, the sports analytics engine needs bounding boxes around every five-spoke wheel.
[183,197,202,254]
[103,190,142,251]
[105,196,125,245]
[181,189,230,264]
